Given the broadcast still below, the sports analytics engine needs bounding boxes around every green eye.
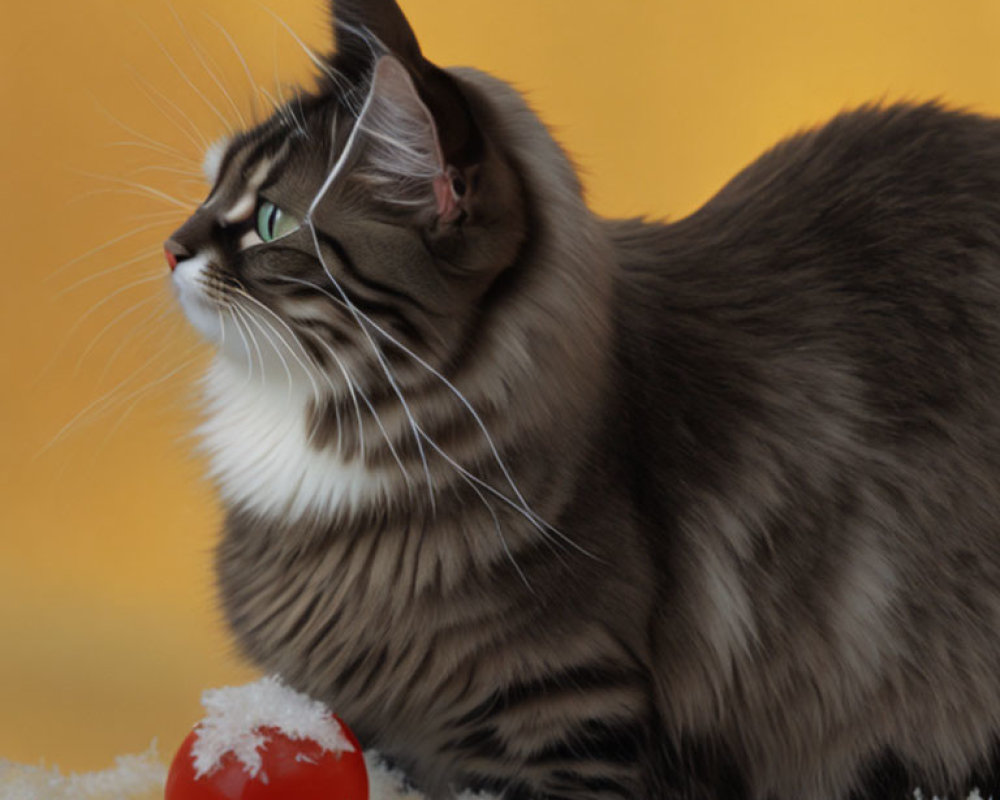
[256,201,299,243]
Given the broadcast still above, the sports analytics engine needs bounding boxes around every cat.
[165,0,1000,797]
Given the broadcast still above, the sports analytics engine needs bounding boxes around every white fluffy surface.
[191,675,355,779]
[0,745,165,800]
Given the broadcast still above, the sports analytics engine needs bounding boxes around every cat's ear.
[329,0,484,209]
[354,55,470,223]
[330,0,423,73]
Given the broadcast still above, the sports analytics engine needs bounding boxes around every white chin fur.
[172,254,222,342]
[197,357,392,522]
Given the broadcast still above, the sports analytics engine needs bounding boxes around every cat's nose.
[164,239,190,272]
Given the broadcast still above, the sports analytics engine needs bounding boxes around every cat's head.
[167,0,610,520]
[167,0,532,391]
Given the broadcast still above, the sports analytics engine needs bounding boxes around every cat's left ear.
[354,55,472,224]
[329,0,483,221]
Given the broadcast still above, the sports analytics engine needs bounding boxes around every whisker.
[308,331,413,484]
[107,138,200,165]
[229,303,266,385]
[70,170,195,210]
[48,221,175,281]
[166,2,248,130]
[231,288,323,405]
[97,304,177,386]
[234,300,296,406]
[69,186,198,210]
[257,3,347,92]
[135,18,235,135]
[126,65,210,153]
[131,164,205,180]
[222,305,257,389]
[95,350,207,454]
[38,338,198,456]
[75,293,161,375]
[203,12,263,121]
[275,273,594,558]
[458,470,533,592]
[64,271,164,343]
[56,247,160,296]
[96,102,199,165]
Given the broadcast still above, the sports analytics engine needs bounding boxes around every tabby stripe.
[319,231,434,315]
[529,719,646,767]
[549,772,632,797]
[294,316,351,346]
[313,231,429,341]
[450,665,640,728]
[208,125,287,205]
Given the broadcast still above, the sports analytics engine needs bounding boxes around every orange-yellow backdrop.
[3,0,1000,774]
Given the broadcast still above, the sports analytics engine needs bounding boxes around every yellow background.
[3,0,1000,774]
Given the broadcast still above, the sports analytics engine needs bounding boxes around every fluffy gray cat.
[165,1,1000,797]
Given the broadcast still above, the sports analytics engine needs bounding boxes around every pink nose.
[165,246,178,272]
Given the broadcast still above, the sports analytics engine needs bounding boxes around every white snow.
[0,744,165,800]
[190,674,355,779]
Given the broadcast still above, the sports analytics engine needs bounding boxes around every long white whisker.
[131,164,204,181]
[460,473,533,592]
[48,221,174,281]
[309,333,413,484]
[95,103,199,165]
[302,329,367,462]
[235,301,295,407]
[258,3,345,89]
[71,170,195,210]
[97,306,177,386]
[203,12,263,121]
[70,186,198,210]
[126,65,210,153]
[229,303,266,385]
[107,139,199,165]
[220,306,257,391]
[56,248,160,296]
[38,338,197,455]
[135,18,235,134]
[165,2,248,129]
[95,351,206,452]
[231,288,323,407]
[68,271,165,337]
[75,294,161,374]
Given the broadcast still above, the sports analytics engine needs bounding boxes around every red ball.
[165,719,368,800]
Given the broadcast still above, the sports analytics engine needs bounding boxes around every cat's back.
[609,102,1000,457]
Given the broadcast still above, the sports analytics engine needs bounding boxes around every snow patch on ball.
[191,675,355,779]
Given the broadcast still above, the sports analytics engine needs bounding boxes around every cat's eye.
[256,201,299,243]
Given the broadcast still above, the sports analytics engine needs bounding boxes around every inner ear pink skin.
[433,169,463,223]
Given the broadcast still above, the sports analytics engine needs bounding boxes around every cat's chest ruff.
[198,358,394,520]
